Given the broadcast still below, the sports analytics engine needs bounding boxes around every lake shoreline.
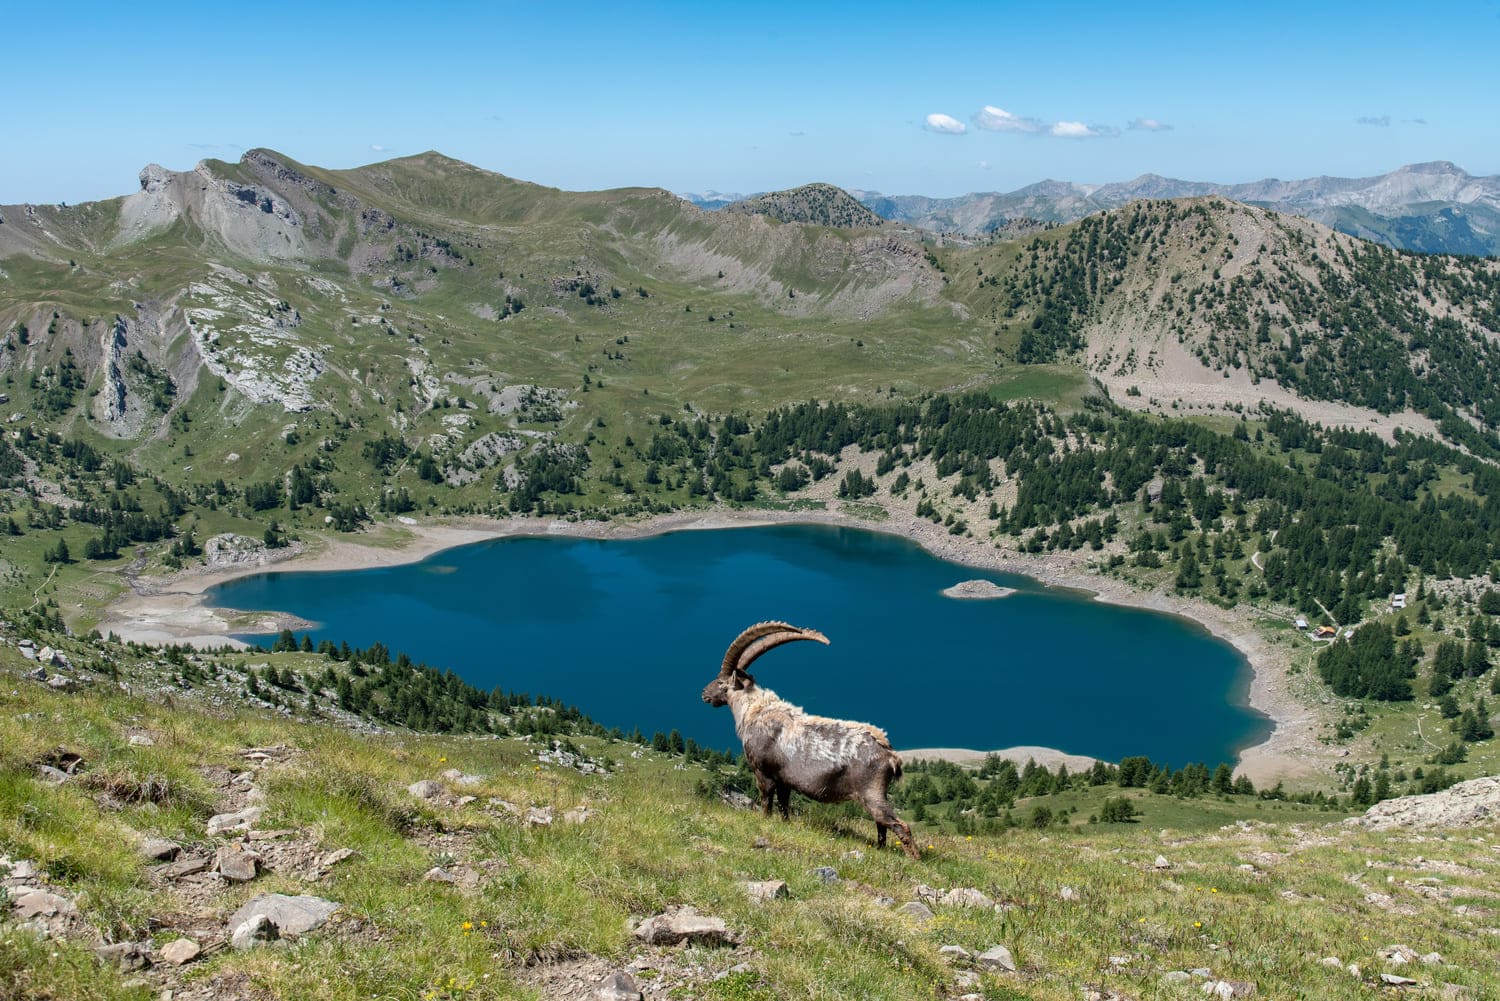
[97,504,1330,786]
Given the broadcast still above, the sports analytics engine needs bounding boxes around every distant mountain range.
[682,163,1500,256]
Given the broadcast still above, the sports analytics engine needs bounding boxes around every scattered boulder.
[227,893,340,938]
[215,844,261,882]
[563,807,595,825]
[594,972,644,1001]
[407,779,444,800]
[1153,855,1172,870]
[1380,944,1418,965]
[139,837,181,861]
[46,675,78,692]
[13,890,75,920]
[941,887,994,909]
[810,866,839,884]
[35,764,72,784]
[939,944,972,962]
[525,806,555,826]
[128,734,155,747]
[632,906,738,947]
[206,806,263,836]
[742,880,789,902]
[1380,974,1419,987]
[230,914,278,951]
[159,938,201,966]
[1201,981,1257,999]
[976,945,1017,973]
[897,901,935,921]
[160,855,210,879]
[94,941,149,972]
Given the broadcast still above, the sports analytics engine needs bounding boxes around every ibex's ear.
[732,669,755,690]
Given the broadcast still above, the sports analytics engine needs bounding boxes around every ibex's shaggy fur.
[702,622,919,858]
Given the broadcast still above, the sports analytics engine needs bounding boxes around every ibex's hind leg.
[755,773,776,818]
[776,784,792,821]
[862,792,920,859]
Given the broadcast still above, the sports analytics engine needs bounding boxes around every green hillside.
[3,633,1497,1001]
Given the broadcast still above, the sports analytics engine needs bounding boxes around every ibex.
[702,621,919,858]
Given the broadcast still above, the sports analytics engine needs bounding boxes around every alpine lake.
[209,523,1270,765]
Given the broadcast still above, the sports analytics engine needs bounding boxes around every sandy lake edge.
[96,504,1330,786]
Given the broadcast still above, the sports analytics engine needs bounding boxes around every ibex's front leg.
[862,792,920,859]
[776,784,791,820]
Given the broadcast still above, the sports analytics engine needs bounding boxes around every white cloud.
[1355,115,1391,127]
[924,113,968,135]
[1128,117,1172,132]
[978,160,991,170]
[370,144,389,152]
[973,105,1044,133]
[1051,121,1117,138]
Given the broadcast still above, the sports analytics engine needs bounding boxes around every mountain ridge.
[853,161,1500,255]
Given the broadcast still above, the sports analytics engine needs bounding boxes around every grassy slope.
[3,646,1498,1001]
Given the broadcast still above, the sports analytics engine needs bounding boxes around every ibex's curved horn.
[721,621,828,676]
[721,622,800,675]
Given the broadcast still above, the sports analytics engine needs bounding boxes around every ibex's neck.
[727,685,781,740]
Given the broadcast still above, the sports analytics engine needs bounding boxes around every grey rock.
[1380,944,1418,964]
[525,806,554,826]
[810,866,839,884]
[594,971,644,1001]
[227,893,340,937]
[897,901,934,921]
[139,837,181,861]
[1191,968,1214,978]
[36,764,72,784]
[215,845,261,882]
[563,807,594,825]
[1380,974,1419,986]
[632,906,737,947]
[230,914,278,951]
[1350,776,1500,831]
[939,944,972,961]
[407,779,443,799]
[941,887,994,909]
[94,941,149,971]
[424,866,457,884]
[46,675,78,692]
[128,734,155,747]
[1153,855,1172,869]
[205,806,263,835]
[1319,957,1343,968]
[1420,952,1444,965]
[1163,971,1192,984]
[160,855,210,879]
[742,880,789,901]
[1202,981,1257,999]
[159,938,201,965]
[13,890,74,919]
[976,945,1017,972]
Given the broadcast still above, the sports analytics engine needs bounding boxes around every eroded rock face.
[1348,776,1500,830]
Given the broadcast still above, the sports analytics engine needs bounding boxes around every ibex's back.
[703,622,919,858]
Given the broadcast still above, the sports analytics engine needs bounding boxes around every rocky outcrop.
[1347,776,1500,830]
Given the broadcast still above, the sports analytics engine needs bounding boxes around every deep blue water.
[208,524,1269,764]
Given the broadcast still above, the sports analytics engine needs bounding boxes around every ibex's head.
[702,621,829,707]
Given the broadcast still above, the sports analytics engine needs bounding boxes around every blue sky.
[7,0,1498,204]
